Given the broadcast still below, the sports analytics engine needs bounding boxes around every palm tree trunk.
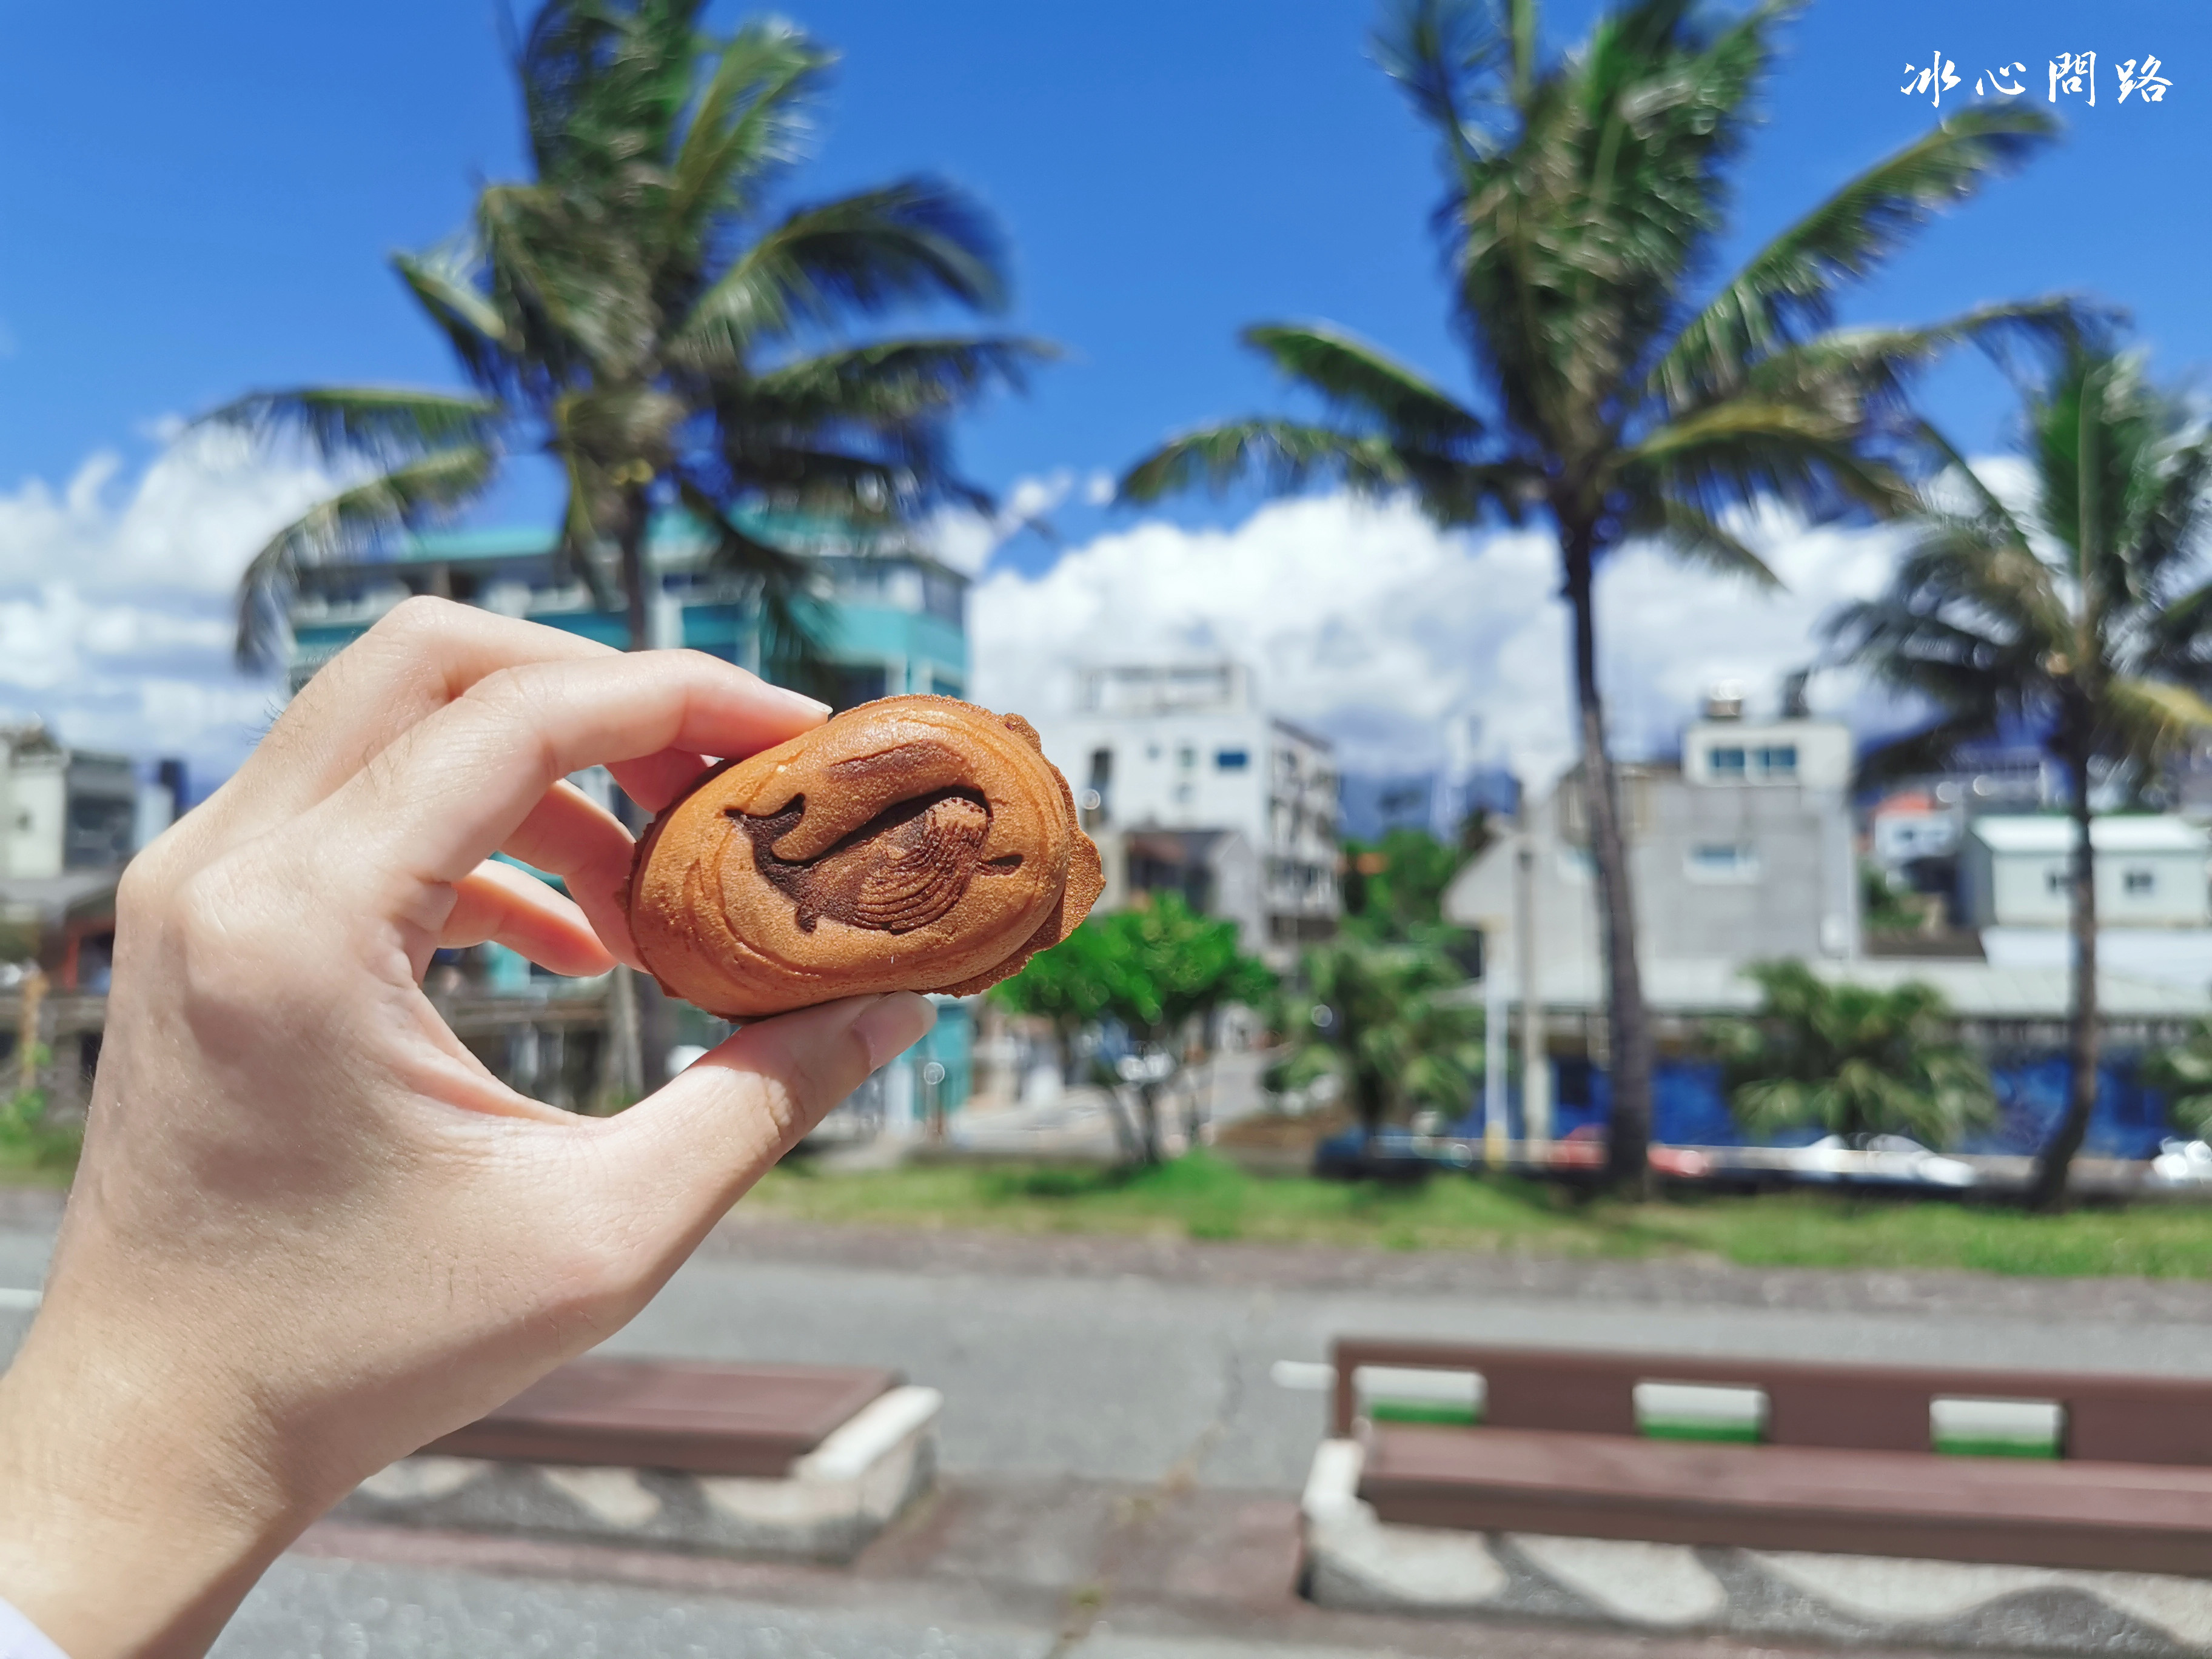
[612,483,672,1099]
[1563,526,1654,1195]
[2029,745,2099,1210]
[617,485,652,654]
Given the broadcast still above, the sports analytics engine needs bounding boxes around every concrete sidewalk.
[223,1481,1990,1659]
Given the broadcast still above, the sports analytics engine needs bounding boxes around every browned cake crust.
[624,695,1105,1018]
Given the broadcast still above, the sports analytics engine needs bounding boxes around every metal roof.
[1471,954,2212,1018]
[1968,815,2208,854]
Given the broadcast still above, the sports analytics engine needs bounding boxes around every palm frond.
[1648,106,2058,407]
[2103,677,2212,765]
[1621,397,1917,520]
[745,337,1056,424]
[668,19,828,236]
[1116,420,1410,503]
[1626,497,1780,587]
[675,179,1010,363]
[1371,0,1520,169]
[1242,323,1485,447]
[391,245,512,394]
[199,387,503,468]
[235,443,498,669]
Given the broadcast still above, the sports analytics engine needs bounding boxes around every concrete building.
[1028,663,1338,960]
[1447,703,1860,979]
[0,725,137,880]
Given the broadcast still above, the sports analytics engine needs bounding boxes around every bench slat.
[1361,1424,2212,1575]
[424,1358,899,1478]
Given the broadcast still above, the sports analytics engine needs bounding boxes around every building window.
[2125,868,2156,894]
[1178,745,1196,768]
[1082,748,1113,828]
[1709,745,1748,779]
[1215,748,1250,771]
[930,674,964,697]
[2046,868,2070,895]
[1755,744,1798,779]
[1686,843,1760,882]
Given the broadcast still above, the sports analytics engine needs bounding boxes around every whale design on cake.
[625,695,1105,1017]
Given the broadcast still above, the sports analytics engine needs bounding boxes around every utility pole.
[1515,821,1551,1153]
[1483,919,1508,1169]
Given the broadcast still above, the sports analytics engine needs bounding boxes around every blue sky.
[0,0,2205,783]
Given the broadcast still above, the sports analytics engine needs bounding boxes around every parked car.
[1549,1125,1714,1181]
[1769,1133,1976,1191]
[2148,1138,2212,1187]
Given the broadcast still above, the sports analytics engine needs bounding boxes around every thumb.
[598,991,937,1258]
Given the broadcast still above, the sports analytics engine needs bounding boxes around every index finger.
[195,600,783,857]
[320,650,830,893]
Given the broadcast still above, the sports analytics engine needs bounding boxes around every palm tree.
[2141,1022,2212,1142]
[1276,936,1485,1144]
[1830,345,2212,1208]
[1713,960,1992,1147]
[1119,0,2065,1190]
[213,0,1048,671]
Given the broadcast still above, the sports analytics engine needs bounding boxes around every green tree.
[1829,346,2212,1207]
[1276,937,1485,1144]
[1712,961,1993,1147]
[213,0,1046,669]
[1339,827,1473,945]
[1120,0,2064,1190]
[991,894,1274,1164]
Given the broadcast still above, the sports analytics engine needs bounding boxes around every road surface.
[6,1190,2207,1656]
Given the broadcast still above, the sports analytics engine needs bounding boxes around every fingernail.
[767,685,833,719]
[853,992,936,1071]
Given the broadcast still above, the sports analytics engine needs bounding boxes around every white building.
[1959,816,2212,930]
[1447,701,1860,979]
[0,726,138,879]
[1030,663,1338,959]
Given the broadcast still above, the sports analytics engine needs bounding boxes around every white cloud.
[0,426,341,787]
[926,468,1095,577]
[971,492,1911,790]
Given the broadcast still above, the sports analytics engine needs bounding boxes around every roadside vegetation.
[0,1087,77,1187]
[749,1149,2212,1280]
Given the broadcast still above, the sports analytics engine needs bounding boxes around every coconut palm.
[1119,0,2066,1189]
[1829,345,2212,1207]
[213,0,1048,671]
[2142,1022,2212,1142]
[1713,960,1993,1147]
[1275,936,1485,1144]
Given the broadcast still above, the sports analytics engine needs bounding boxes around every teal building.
[287,512,971,706]
[284,514,976,1122]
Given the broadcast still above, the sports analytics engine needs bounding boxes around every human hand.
[0,600,934,1657]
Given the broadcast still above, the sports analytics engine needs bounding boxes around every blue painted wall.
[1449,1053,2180,1158]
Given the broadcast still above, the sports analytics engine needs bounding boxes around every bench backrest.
[1330,1339,2212,1465]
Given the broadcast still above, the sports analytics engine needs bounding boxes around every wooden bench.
[426,1357,901,1477]
[1330,1339,2212,1574]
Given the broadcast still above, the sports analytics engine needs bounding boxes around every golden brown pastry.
[625,695,1105,1017]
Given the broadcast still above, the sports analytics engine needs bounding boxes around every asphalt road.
[10,1202,2212,1655]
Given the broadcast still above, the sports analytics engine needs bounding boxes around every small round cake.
[625,695,1105,1017]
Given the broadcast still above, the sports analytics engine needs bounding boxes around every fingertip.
[853,992,936,1070]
